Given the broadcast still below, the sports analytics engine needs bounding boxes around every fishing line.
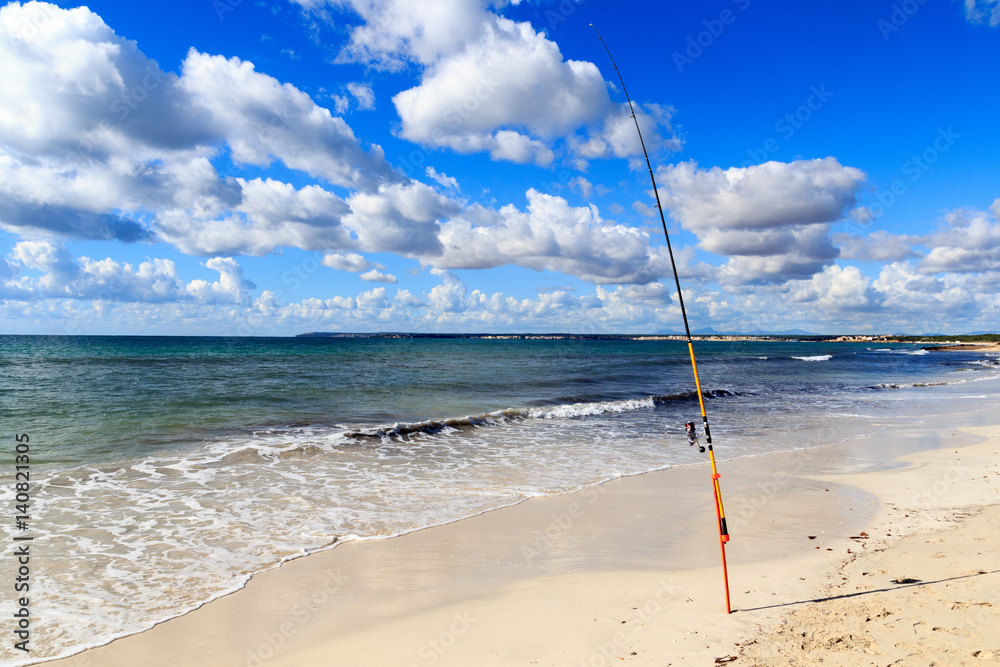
[591,24,733,614]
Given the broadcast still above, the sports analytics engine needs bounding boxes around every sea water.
[1,335,998,663]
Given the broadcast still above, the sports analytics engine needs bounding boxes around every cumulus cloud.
[4,240,252,304]
[659,159,866,231]
[321,252,398,284]
[0,2,400,249]
[431,189,667,284]
[331,94,349,114]
[359,268,398,283]
[346,81,375,110]
[180,50,398,191]
[0,2,206,241]
[835,230,920,262]
[392,19,677,166]
[0,1,685,293]
[612,282,672,303]
[322,252,370,272]
[632,201,658,218]
[7,241,996,334]
[918,206,1000,274]
[658,158,867,283]
[154,178,353,256]
[154,177,468,260]
[568,176,593,199]
[425,167,459,190]
[343,181,459,255]
[186,257,255,304]
[0,201,153,242]
[714,248,837,287]
[323,1,678,166]
[10,240,81,293]
[427,268,468,312]
[364,271,689,332]
[391,18,598,164]
[787,265,875,311]
[332,0,496,69]
[0,2,213,158]
[872,261,978,320]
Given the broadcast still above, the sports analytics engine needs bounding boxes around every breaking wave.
[346,389,738,440]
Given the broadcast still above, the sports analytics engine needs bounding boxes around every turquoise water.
[1,335,998,663]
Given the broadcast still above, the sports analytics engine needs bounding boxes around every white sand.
[738,425,1000,666]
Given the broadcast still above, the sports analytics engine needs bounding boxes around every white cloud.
[848,206,876,225]
[154,178,353,256]
[12,2,1000,336]
[390,17,677,166]
[579,103,680,160]
[394,288,424,308]
[10,240,81,293]
[343,181,459,255]
[302,0,678,167]
[0,2,203,241]
[333,0,495,69]
[180,50,398,191]
[659,159,866,232]
[835,230,919,262]
[346,81,375,110]
[186,257,255,304]
[322,252,370,272]
[5,245,996,335]
[787,264,874,310]
[154,177,466,260]
[0,1,681,291]
[658,158,866,283]
[612,282,672,303]
[359,268,397,283]
[959,0,1000,26]
[0,2,400,249]
[426,166,459,190]
[4,240,253,304]
[431,189,667,284]
[698,224,833,258]
[918,206,1000,273]
[714,247,837,286]
[331,94,349,114]
[569,176,593,199]
[426,268,468,312]
[872,261,977,321]
[0,2,212,158]
[632,201,657,218]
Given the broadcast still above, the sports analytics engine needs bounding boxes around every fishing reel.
[685,421,705,453]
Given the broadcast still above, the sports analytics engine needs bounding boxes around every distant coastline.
[297,331,772,341]
[295,331,999,344]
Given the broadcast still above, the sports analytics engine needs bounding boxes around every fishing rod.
[591,24,732,614]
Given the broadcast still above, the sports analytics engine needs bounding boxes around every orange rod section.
[688,342,732,613]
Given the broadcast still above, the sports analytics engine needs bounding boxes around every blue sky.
[1,0,998,335]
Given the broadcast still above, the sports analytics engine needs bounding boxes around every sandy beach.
[44,409,999,667]
[924,343,1000,353]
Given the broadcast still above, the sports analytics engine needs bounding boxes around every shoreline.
[38,405,1000,666]
[923,342,1000,352]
